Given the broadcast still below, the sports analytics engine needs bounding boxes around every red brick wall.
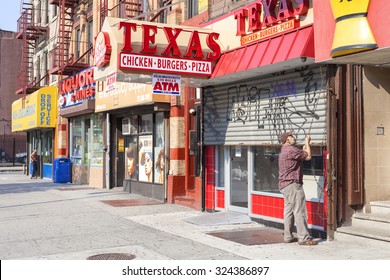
[0,30,26,159]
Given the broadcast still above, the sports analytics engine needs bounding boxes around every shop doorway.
[229,146,248,213]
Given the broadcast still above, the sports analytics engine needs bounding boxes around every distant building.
[0,29,26,162]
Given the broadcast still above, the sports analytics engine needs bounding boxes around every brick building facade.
[0,29,26,162]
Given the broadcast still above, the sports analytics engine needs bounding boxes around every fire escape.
[49,0,91,79]
[15,1,48,95]
[99,0,173,27]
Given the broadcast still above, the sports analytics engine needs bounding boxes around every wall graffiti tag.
[203,66,326,145]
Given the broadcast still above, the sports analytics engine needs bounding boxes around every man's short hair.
[280,132,293,144]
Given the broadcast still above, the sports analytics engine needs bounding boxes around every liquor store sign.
[118,22,221,77]
[58,67,95,108]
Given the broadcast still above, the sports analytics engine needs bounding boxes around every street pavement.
[1,170,390,260]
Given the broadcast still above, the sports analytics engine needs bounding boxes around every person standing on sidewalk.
[278,132,317,245]
[30,149,38,179]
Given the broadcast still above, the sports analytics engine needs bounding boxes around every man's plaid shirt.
[278,145,308,190]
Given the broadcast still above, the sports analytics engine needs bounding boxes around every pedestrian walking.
[278,132,317,245]
[30,149,38,179]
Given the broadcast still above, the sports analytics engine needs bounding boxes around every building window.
[87,20,93,63]
[52,4,57,18]
[44,0,49,24]
[36,2,41,25]
[36,56,41,84]
[187,0,199,19]
[88,20,93,47]
[43,51,48,84]
[75,28,81,59]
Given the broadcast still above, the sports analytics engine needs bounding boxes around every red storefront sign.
[234,0,309,45]
[118,22,221,76]
[94,31,112,67]
[58,68,95,107]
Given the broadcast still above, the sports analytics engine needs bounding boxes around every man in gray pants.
[278,132,317,245]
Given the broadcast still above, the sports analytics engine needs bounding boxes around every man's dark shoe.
[298,239,318,245]
[284,237,298,243]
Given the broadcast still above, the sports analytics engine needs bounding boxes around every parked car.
[15,152,27,163]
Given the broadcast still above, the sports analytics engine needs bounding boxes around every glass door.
[229,146,248,212]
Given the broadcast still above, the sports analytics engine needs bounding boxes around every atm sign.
[152,74,181,95]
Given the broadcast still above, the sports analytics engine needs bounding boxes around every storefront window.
[123,113,166,184]
[253,146,280,193]
[125,136,138,181]
[71,118,83,164]
[91,114,104,166]
[139,134,153,182]
[154,113,165,184]
[140,114,153,133]
[129,116,138,134]
[84,119,91,164]
[302,146,324,176]
[70,115,102,166]
[41,131,53,163]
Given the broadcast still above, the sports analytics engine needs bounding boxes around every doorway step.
[174,188,201,210]
[335,201,390,248]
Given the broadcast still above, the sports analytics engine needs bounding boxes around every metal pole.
[2,123,5,162]
[12,137,15,166]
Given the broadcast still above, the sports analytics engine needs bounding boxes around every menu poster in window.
[154,147,165,184]
[139,135,153,182]
[125,142,138,181]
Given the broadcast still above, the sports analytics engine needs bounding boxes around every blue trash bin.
[53,158,71,183]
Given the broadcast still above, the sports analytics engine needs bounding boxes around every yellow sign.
[12,86,58,132]
[118,138,124,153]
[330,0,377,57]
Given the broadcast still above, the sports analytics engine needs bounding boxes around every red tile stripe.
[170,148,185,160]
[170,106,184,117]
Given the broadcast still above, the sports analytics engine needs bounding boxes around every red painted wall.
[205,146,216,210]
[313,0,390,62]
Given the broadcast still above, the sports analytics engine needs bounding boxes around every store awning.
[202,25,315,86]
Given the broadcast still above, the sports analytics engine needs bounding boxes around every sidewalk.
[1,171,390,260]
